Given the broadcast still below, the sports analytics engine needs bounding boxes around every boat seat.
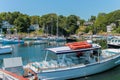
[40,61,49,68]
[71,56,78,60]
[57,59,67,67]
[48,60,58,68]
[30,62,41,72]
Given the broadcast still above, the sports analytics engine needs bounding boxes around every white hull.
[38,55,120,80]
[33,40,48,45]
[0,46,12,54]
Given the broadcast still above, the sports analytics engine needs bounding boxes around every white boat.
[25,41,120,80]
[33,40,48,45]
[107,37,120,48]
[0,69,28,80]
[0,34,4,43]
[56,36,66,42]
[0,45,13,54]
[2,57,38,80]
[48,36,56,41]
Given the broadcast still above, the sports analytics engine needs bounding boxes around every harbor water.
[0,41,120,80]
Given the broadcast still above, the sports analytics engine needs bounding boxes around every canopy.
[46,46,100,54]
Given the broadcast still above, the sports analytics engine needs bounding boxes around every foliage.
[1,10,120,35]
[89,16,96,22]
[94,10,120,33]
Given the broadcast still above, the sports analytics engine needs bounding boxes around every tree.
[30,16,40,25]
[89,16,96,22]
[14,14,30,32]
[66,15,80,35]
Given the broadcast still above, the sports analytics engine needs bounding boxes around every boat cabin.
[108,38,120,48]
[45,44,101,66]
[28,43,102,73]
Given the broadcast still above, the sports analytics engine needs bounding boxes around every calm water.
[1,41,120,80]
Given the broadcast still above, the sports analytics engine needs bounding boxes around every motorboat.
[2,57,38,80]
[107,37,120,48]
[32,37,48,45]
[56,36,66,42]
[0,45,13,54]
[1,57,28,80]
[2,38,24,44]
[48,36,56,41]
[0,34,4,43]
[22,37,37,41]
[0,69,28,80]
[25,41,120,80]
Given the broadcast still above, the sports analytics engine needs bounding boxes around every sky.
[0,0,120,20]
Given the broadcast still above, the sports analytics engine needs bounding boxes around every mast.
[56,15,59,37]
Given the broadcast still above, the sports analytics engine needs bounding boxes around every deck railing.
[0,71,19,80]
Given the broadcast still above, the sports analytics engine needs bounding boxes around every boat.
[0,34,4,43]
[2,38,24,44]
[33,37,49,44]
[0,69,28,80]
[33,40,48,45]
[66,37,77,42]
[23,37,37,41]
[107,37,120,48]
[56,36,66,42]
[2,57,38,80]
[0,45,13,54]
[25,40,120,80]
[55,16,66,42]
[48,36,56,41]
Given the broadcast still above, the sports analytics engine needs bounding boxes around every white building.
[106,23,116,32]
[84,21,93,26]
[29,24,39,30]
[2,21,14,29]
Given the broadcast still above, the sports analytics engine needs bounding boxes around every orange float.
[65,41,92,50]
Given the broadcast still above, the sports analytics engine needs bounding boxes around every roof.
[46,45,100,54]
[3,57,23,68]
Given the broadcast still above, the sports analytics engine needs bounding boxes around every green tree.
[14,14,30,32]
[66,15,80,35]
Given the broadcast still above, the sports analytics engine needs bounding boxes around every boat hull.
[2,39,24,44]
[0,46,12,54]
[38,55,120,80]
[108,43,120,48]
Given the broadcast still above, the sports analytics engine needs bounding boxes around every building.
[84,21,93,26]
[29,24,39,31]
[106,23,116,32]
[2,21,14,29]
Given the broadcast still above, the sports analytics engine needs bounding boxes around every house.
[2,21,14,29]
[84,21,93,26]
[106,23,116,32]
[29,24,39,31]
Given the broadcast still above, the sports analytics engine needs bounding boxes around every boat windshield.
[45,50,58,61]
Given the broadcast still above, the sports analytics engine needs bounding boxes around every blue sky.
[0,0,120,20]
